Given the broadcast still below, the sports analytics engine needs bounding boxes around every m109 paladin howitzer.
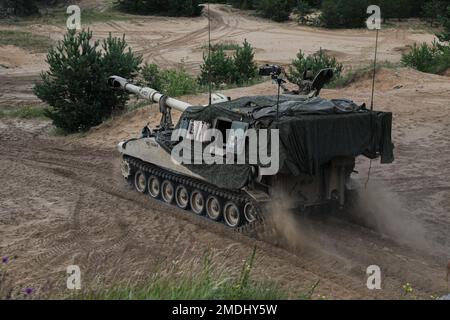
[108,70,394,229]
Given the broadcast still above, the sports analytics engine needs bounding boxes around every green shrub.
[142,63,162,91]
[233,39,258,84]
[320,0,369,28]
[256,0,292,22]
[160,67,198,96]
[401,41,450,74]
[288,48,343,86]
[34,29,142,133]
[142,63,198,96]
[199,47,237,86]
[401,42,440,72]
[293,0,314,25]
[199,39,258,87]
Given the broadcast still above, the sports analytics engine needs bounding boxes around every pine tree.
[34,30,142,132]
[233,39,257,84]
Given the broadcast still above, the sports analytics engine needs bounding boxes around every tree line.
[5,0,450,31]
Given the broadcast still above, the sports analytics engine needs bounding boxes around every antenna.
[366,26,380,189]
[370,28,379,111]
[207,2,212,106]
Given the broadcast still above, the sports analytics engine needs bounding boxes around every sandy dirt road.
[0,4,436,106]
[1,66,449,299]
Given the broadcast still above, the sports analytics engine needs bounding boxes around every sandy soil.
[1,67,449,299]
[0,5,449,299]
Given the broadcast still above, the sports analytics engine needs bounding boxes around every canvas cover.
[157,95,394,189]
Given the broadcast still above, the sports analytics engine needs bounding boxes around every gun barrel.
[108,75,192,112]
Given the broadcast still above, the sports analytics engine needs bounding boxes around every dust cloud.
[355,180,437,253]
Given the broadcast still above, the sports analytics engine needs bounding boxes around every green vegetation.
[437,5,450,42]
[72,247,317,300]
[0,105,48,119]
[293,0,314,25]
[320,0,369,28]
[199,39,258,87]
[288,48,343,87]
[142,40,258,97]
[142,64,198,97]
[0,30,53,53]
[115,0,203,17]
[401,41,450,74]
[255,0,294,22]
[1,0,39,17]
[34,29,142,133]
[422,0,447,27]
[213,0,448,28]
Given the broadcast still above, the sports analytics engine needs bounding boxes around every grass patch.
[201,41,242,51]
[0,30,53,53]
[70,247,318,300]
[0,105,48,119]
[2,8,135,27]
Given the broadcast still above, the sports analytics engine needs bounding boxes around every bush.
[401,41,450,74]
[142,63,162,91]
[288,48,343,86]
[321,0,369,28]
[34,29,142,132]
[198,39,258,86]
[199,47,237,86]
[293,0,314,25]
[142,63,198,96]
[256,0,292,22]
[233,39,258,84]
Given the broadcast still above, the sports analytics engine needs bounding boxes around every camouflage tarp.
[158,95,394,189]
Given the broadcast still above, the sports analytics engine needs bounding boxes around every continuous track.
[126,156,266,235]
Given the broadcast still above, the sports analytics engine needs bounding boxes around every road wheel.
[190,190,205,215]
[161,180,174,203]
[134,170,147,193]
[206,195,222,221]
[224,201,242,228]
[147,175,161,199]
[175,185,190,209]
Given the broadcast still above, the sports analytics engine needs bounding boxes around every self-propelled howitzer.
[108,74,394,228]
